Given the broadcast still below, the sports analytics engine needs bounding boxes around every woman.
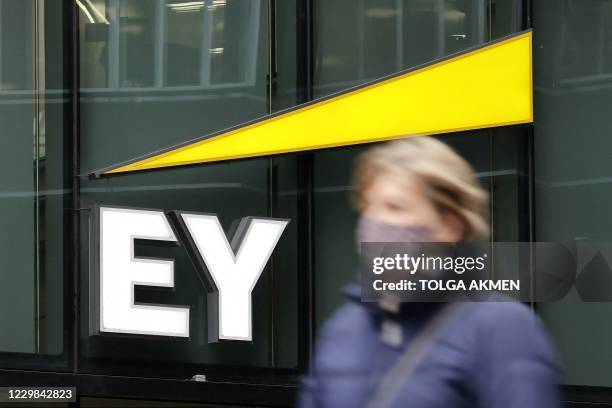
[298,137,560,408]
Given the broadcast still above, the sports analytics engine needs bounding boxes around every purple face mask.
[355,215,431,245]
[356,216,434,305]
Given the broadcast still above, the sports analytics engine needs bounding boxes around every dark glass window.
[312,0,527,326]
[0,0,67,364]
[313,0,522,97]
[78,0,301,380]
[535,0,612,388]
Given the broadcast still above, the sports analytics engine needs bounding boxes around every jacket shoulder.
[313,302,378,373]
[467,300,558,364]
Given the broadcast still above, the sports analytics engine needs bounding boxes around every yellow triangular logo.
[102,31,532,176]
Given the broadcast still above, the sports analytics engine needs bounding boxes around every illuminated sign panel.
[90,206,289,341]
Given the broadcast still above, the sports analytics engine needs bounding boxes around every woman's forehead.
[364,174,427,200]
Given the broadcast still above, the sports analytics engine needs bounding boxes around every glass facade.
[534,0,612,388]
[0,0,66,363]
[0,0,611,405]
[78,0,302,377]
[311,0,528,326]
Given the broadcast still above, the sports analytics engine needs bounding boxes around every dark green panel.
[0,0,67,357]
[534,0,612,388]
[0,0,36,354]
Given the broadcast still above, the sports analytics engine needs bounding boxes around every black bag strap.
[367,302,468,408]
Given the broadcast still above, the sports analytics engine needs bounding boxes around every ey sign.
[89,206,288,342]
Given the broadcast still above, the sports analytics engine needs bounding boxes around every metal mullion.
[477,0,486,43]
[296,0,315,373]
[395,0,403,71]
[33,0,45,355]
[108,0,120,88]
[357,0,364,79]
[267,0,277,368]
[65,0,81,373]
[154,0,165,87]
[520,0,536,312]
[200,0,213,86]
[437,0,445,56]
[246,0,263,85]
[0,0,3,86]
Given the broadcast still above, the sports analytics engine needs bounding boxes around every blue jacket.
[298,283,560,408]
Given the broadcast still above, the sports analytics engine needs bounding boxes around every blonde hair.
[352,137,490,240]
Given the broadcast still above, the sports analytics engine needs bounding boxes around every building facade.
[0,0,611,406]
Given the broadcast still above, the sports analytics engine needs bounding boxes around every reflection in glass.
[79,0,268,172]
[0,0,66,359]
[164,0,203,86]
[535,0,612,388]
[314,0,521,97]
[119,0,156,87]
[79,0,261,90]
